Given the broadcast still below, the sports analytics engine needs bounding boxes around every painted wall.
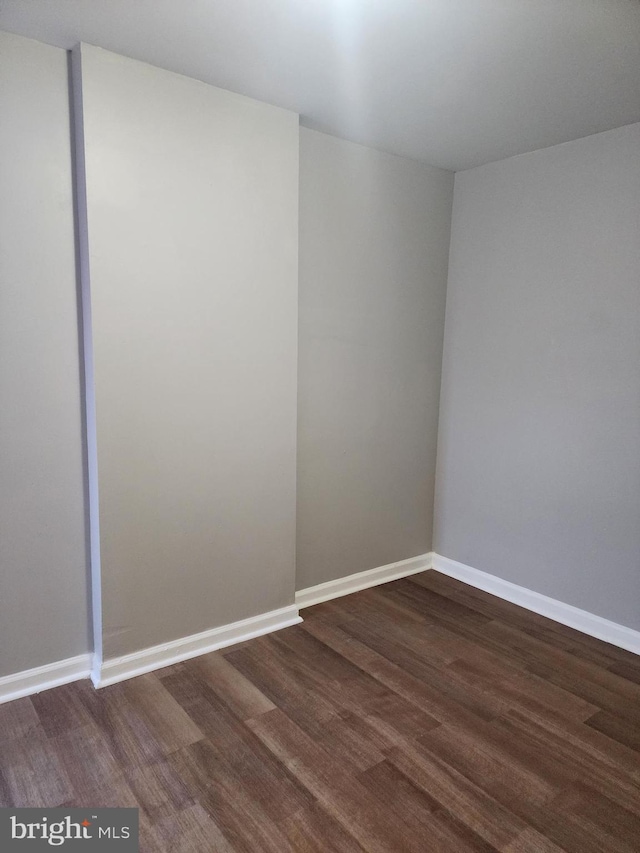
[3,28,637,683]
[0,31,89,676]
[297,129,453,590]
[435,123,640,630]
[75,45,299,660]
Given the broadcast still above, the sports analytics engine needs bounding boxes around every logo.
[1,809,138,850]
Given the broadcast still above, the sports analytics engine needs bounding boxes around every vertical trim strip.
[70,44,102,683]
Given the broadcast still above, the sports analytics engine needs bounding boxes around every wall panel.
[74,45,299,663]
[0,31,89,676]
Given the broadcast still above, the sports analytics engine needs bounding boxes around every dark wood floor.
[2,571,640,852]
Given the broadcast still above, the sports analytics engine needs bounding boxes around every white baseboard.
[95,604,302,688]
[295,552,433,609]
[5,551,635,705]
[433,554,640,657]
[0,653,92,705]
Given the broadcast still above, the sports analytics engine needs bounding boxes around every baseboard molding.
[95,604,302,688]
[295,552,433,609]
[433,554,640,657]
[0,653,92,705]
[6,552,635,704]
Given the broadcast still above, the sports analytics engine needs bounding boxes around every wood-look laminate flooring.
[2,571,640,852]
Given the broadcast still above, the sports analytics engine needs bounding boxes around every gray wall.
[297,128,453,590]
[435,123,640,630]
[3,28,637,682]
[0,31,89,675]
[76,45,300,660]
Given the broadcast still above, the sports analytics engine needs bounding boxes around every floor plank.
[190,652,276,721]
[0,697,41,744]
[0,727,75,807]
[279,800,368,853]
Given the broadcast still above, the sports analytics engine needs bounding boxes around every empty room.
[1,1,639,851]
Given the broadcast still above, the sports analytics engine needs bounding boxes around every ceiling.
[1,0,639,171]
